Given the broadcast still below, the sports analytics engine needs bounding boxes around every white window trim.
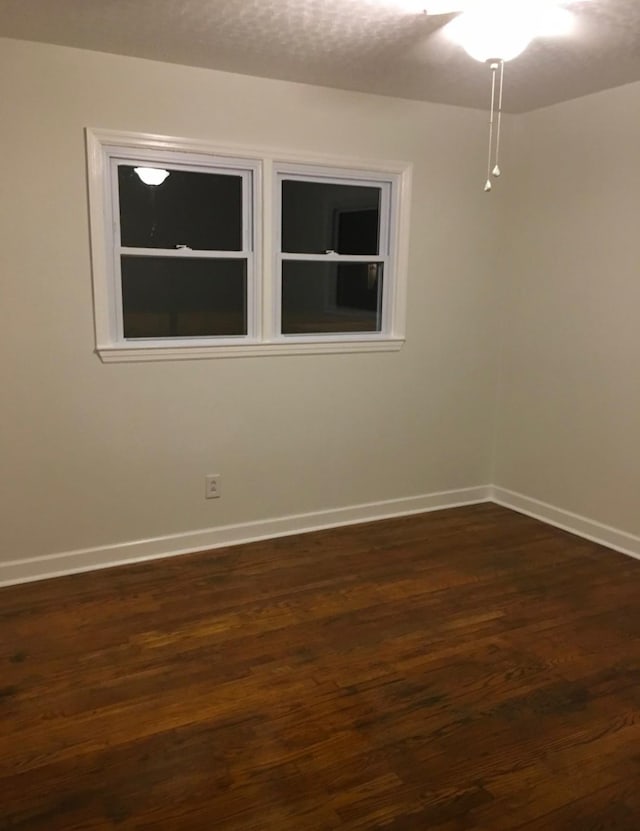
[86,128,412,362]
[274,165,394,341]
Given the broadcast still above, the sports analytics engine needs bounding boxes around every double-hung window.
[117,161,254,341]
[276,167,392,338]
[87,129,410,361]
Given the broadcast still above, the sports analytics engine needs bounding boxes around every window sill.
[96,337,405,363]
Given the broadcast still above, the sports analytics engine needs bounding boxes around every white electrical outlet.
[205,474,221,499]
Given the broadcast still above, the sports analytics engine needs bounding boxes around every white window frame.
[274,165,394,342]
[86,129,411,362]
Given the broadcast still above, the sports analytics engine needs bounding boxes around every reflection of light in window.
[134,167,170,186]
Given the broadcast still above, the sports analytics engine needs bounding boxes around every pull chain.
[484,61,498,192]
[484,60,507,192]
[493,60,504,178]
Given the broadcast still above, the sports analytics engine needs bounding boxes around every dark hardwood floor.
[1,503,639,829]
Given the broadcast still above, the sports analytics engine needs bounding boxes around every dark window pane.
[121,256,246,338]
[282,261,382,335]
[282,180,380,255]
[118,166,243,251]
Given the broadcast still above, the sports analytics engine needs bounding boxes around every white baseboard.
[3,485,638,589]
[491,486,640,561]
[0,486,491,588]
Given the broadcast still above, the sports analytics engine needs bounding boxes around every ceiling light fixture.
[424,0,587,190]
[134,167,170,186]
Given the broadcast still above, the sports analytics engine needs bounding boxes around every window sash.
[275,255,389,339]
[116,254,253,343]
[120,255,249,341]
[276,171,392,258]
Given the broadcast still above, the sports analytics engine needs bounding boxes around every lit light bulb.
[445,1,577,63]
[447,9,532,61]
[134,167,170,186]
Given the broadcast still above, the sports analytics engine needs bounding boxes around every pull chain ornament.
[484,59,505,192]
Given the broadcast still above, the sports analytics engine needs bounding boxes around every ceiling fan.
[420,0,591,189]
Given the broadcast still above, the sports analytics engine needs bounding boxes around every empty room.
[0,0,639,828]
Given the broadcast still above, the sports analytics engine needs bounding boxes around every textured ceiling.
[0,0,639,112]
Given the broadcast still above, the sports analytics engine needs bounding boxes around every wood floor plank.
[1,503,639,829]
